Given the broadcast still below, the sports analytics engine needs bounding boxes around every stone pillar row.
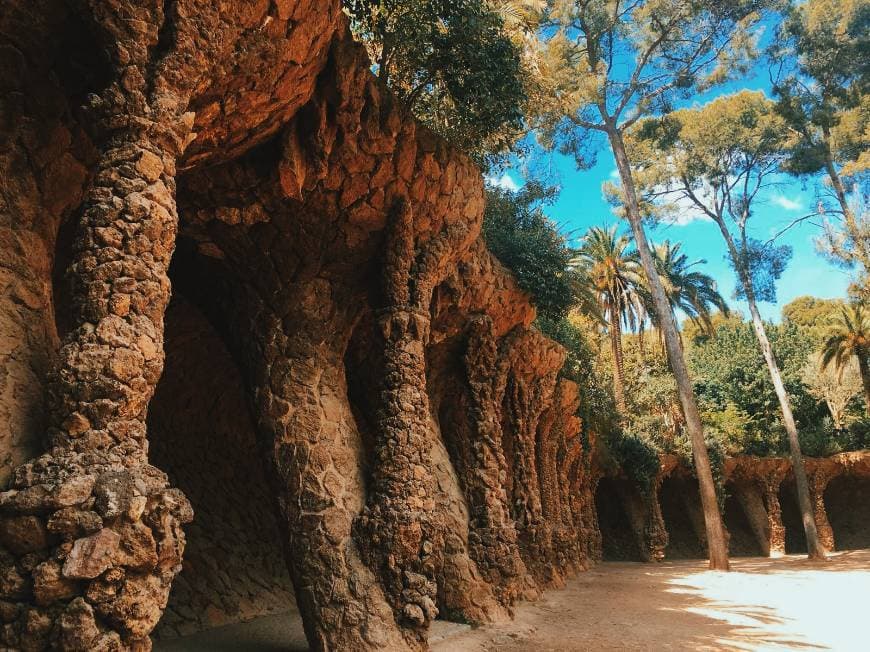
[610,462,841,563]
[0,5,594,651]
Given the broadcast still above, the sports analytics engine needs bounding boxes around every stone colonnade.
[0,4,598,649]
[599,453,870,560]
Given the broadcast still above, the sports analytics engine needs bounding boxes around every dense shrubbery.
[607,432,660,495]
[616,305,870,462]
[345,0,526,161]
[483,183,575,320]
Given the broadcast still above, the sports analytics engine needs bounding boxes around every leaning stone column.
[644,479,668,562]
[616,482,654,561]
[354,202,441,650]
[0,3,204,642]
[498,358,557,582]
[0,89,194,652]
[582,472,604,563]
[246,293,409,652]
[734,482,773,556]
[761,476,786,557]
[809,468,836,553]
[459,316,529,605]
[355,201,498,647]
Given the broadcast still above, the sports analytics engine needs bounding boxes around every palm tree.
[572,226,647,414]
[650,240,729,336]
[821,303,870,411]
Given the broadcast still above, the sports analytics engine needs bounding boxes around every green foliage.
[572,226,646,332]
[847,419,870,449]
[670,432,727,508]
[608,431,661,496]
[799,417,843,457]
[536,314,618,438]
[344,0,526,160]
[771,0,870,179]
[483,183,575,320]
[783,295,845,344]
[729,239,793,304]
[770,0,870,283]
[535,0,778,167]
[699,401,773,457]
[820,301,870,374]
[688,319,826,451]
[620,339,682,449]
[650,240,729,333]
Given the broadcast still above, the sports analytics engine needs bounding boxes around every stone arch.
[658,476,706,559]
[778,480,808,554]
[823,474,870,551]
[722,490,764,557]
[146,293,297,639]
[595,478,643,561]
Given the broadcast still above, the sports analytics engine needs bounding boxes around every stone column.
[809,469,836,553]
[644,480,668,562]
[683,489,731,551]
[734,482,773,556]
[501,371,555,581]
[583,473,604,564]
[355,201,499,647]
[457,316,529,605]
[682,487,709,550]
[550,383,584,573]
[0,20,200,640]
[761,476,786,557]
[616,481,656,561]
[0,126,196,650]
[246,291,409,652]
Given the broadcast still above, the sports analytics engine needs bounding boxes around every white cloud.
[485,173,521,192]
[609,168,621,180]
[771,194,803,212]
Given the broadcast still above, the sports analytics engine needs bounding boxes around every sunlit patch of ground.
[434,549,870,652]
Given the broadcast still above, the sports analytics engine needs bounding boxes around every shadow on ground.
[156,550,870,651]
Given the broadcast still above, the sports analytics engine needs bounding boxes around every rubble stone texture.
[1,2,869,651]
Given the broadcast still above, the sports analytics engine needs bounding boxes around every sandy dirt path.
[157,550,869,651]
[435,550,870,652]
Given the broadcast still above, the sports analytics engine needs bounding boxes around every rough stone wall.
[1,3,603,647]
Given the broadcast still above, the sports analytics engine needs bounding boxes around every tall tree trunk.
[857,346,870,413]
[719,223,827,560]
[609,314,628,414]
[608,126,730,571]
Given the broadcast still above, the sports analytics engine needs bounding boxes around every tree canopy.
[344,0,528,162]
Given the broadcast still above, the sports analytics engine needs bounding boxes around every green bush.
[484,183,575,321]
[674,434,728,510]
[609,431,661,496]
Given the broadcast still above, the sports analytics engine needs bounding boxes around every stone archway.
[595,478,642,561]
[147,295,297,639]
[722,492,764,557]
[824,475,870,551]
[658,477,706,559]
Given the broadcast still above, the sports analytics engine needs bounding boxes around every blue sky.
[488,36,853,323]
